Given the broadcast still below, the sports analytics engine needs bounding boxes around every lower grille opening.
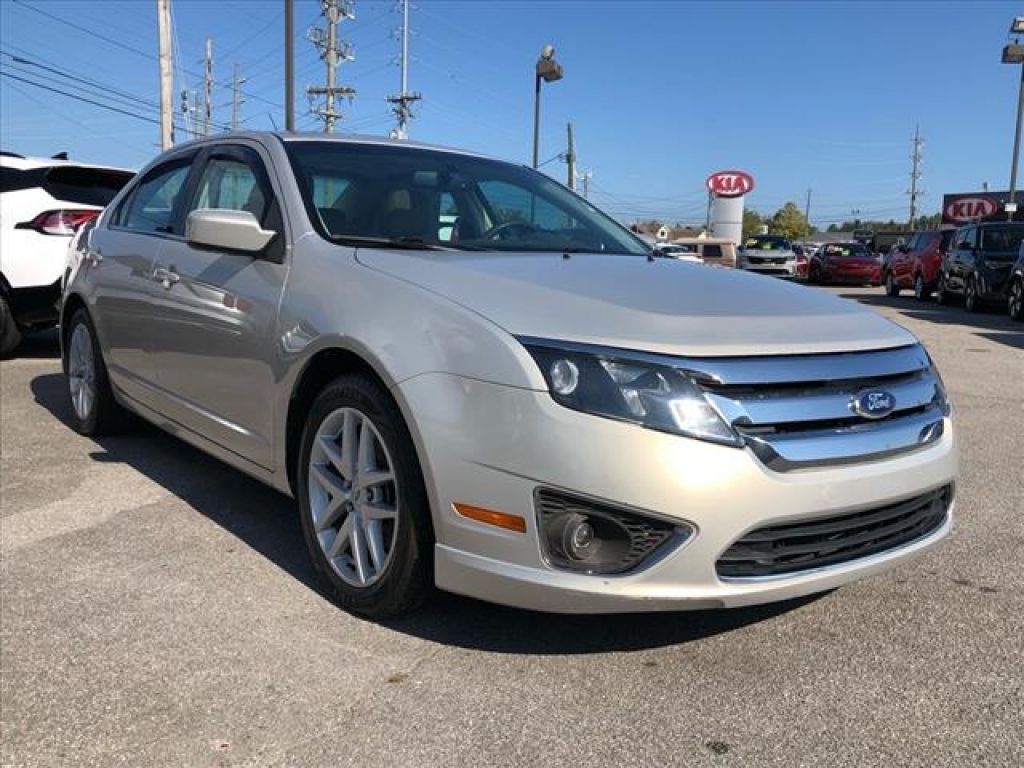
[716,485,952,578]
[535,488,688,575]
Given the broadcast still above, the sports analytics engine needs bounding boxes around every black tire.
[913,273,930,301]
[0,293,22,358]
[964,276,980,313]
[935,272,951,305]
[297,374,433,618]
[884,271,900,297]
[808,264,821,285]
[63,308,129,435]
[1008,278,1024,322]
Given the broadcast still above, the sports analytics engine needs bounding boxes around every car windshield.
[744,236,791,250]
[285,141,649,255]
[822,243,871,258]
[980,224,1024,253]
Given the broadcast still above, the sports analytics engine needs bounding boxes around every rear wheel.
[964,276,981,313]
[935,272,951,305]
[63,308,128,435]
[913,273,930,301]
[0,294,21,358]
[297,374,433,618]
[808,263,821,284]
[884,271,900,296]
[1008,278,1024,322]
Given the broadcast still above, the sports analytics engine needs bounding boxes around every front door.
[143,143,289,470]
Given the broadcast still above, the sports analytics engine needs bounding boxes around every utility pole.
[307,0,355,133]
[581,170,592,199]
[804,188,812,230]
[156,0,173,149]
[908,124,923,229]
[285,0,294,131]
[387,0,421,139]
[193,91,202,138]
[203,37,214,137]
[565,122,576,191]
[231,64,246,130]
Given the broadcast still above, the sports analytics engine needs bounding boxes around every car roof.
[173,130,501,163]
[0,153,134,173]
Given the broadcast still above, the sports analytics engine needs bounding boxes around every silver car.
[62,133,957,617]
[739,235,800,278]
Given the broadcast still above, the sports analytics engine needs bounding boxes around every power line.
[0,70,163,126]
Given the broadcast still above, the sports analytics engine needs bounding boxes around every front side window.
[119,162,190,234]
[285,141,647,255]
[980,224,1024,254]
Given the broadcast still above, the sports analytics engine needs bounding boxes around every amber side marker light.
[452,503,527,533]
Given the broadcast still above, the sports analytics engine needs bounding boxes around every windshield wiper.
[327,234,450,251]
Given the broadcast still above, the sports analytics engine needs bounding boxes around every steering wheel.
[482,221,539,241]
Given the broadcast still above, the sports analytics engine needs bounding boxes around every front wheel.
[935,272,951,305]
[63,308,128,435]
[964,276,981,313]
[0,294,21,358]
[297,375,433,618]
[884,271,900,296]
[1008,278,1024,322]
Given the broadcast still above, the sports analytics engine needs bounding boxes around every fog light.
[549,358,579,395]
[565,517,594,559]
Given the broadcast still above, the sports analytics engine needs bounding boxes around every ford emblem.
[851,389,896,420]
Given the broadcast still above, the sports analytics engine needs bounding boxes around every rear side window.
[119,162,190,234]
[1,166,46,193]
[43,166,133,206]
[703,244,723,258]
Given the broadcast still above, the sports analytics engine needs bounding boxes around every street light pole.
[531,45,562,169]
[1007,57,1024,220]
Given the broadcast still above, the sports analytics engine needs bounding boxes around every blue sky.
[0,0,1020,227]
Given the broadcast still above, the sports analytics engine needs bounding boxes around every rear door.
[87,153,196,408]
[142,142,289,469]
[949,227,976,291]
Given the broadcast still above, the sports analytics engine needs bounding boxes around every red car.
[884,229,955,300]
[807,242,881,285]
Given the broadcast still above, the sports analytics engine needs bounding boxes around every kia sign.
[706,170,755,198]
[943,196,998,223]
[941,191,1020,225]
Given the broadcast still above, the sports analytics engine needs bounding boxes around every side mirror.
[186,209,276,254]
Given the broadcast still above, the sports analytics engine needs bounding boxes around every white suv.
[0,152,132,355]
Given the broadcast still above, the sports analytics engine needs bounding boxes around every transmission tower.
[387,0,421,139]
[908,124,923,229]
[307,0,356,133]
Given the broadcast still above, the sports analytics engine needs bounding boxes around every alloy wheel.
[67,324,96,421]
[307,407,400,588]
[965,278,977,312]
[1010,280,1024,321]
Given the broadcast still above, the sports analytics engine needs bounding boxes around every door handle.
[152,266,180,289]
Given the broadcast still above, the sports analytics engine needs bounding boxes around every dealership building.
[942,190,1024,226]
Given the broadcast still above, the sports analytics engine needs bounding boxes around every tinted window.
[191,157,267,221]
[939,230,955,250]
[43,166,133,206]
[285,141,647,255]
[119,162,190,234]
[0,166,45,193]
[702,244,723,258]
[980,224,1024,253]
[956,227,976,249]
[744,236,791,250]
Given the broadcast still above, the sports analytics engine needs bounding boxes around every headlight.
[522,340,742,447]
[929,361,952,417]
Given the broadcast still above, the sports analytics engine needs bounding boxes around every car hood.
[355,250,916,356]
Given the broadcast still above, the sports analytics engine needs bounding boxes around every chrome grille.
[684,344,947,471]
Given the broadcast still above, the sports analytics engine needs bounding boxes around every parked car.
[0,151,133,355]
[884,229,956,300]
[738,235,798,277]
[62,133,956,617]
[808,241,881,285]
[653,242,703,263]
[1006,243,1024,321]
[936,222,1024,312]
[662,237,737,267]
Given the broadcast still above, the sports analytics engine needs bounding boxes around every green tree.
[742,209,764,240]
[769,202,810,241]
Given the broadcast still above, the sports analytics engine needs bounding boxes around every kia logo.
[851,389,896,420]
[706,170,755,198]
[944,197,997,222]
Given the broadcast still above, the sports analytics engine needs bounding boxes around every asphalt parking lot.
[1,286,1022,768]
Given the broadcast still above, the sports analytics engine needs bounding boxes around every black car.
[1007,243,1024,321]
[937,222,1024,312]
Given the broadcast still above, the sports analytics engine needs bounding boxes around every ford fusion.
[61,133,956,617]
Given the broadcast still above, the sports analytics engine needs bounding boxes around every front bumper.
[398,373,957,613]
[741,259,798,278]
